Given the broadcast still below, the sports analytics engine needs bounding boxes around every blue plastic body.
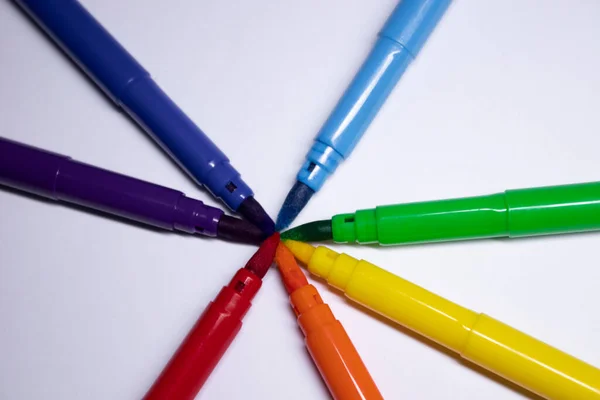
[15,0,252,210]
[298,0,452,192]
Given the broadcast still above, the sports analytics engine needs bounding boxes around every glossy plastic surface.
[144,268,261,400]
[284,241,600,399]
[296,286,383,400]
[275,244,382,400]
[0,136,222,236]
[297,0,452,192]
[15,0,253,210]
[333,181,600,245]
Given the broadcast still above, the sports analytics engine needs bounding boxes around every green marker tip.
[280,220,333,242]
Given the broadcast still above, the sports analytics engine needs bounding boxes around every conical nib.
[244,233,280,279]
[281,240,316,266]
[238,196,275,235]
[275,181,314,231]
[217,215,266,245]
[280,220,332,242]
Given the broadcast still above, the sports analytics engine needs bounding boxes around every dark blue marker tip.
[238,196,275,236]
[275,181,315,231]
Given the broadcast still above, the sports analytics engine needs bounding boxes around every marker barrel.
[0,136,222,236]
[292,284,383,400]
[298,0,452,192]
[144,268,261,400]
[15,0,253,210]
[302,245,600,399]
[334,181,600,245]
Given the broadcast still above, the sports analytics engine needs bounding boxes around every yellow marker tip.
[282,240,316,265]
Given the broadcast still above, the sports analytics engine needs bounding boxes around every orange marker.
[275,244,383,400]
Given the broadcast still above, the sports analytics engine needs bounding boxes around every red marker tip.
[244,233,280,279]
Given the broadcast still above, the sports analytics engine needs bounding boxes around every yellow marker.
[284,240,600,399]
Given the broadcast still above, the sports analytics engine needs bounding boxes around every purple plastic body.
[0,137,222,236]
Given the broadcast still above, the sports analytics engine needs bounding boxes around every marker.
[144,234,279,400]
[276,0,452,230]
[274,243,383,400]
[281,181,600,245]
[14,0,275,234]
[284,240,600,399]
[0,137,264,245]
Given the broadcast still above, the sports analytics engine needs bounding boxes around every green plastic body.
[333,181,600,245]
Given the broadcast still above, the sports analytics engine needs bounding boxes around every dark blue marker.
[15,0,274,234]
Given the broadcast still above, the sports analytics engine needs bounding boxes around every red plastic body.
[144,268,262,400]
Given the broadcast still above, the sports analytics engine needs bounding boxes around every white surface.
[1,0,599,399]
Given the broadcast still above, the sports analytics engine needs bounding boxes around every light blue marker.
[276,0,453,230]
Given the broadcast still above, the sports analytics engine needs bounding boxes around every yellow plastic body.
[284,240,600,399]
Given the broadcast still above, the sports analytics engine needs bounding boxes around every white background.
[1,0,600,399]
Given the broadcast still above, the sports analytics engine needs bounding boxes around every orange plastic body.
[293,285,383,400]
[276,243,382,400]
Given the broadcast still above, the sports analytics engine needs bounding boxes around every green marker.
[281,181,600,245]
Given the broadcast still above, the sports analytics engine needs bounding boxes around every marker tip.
[238,196,275,235]
[244,233,280,279]
[276,181,314,231]
[280,219,333,242]
[282,240,316,266]
[216,215,266,245]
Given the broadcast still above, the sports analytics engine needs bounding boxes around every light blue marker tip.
[277,0,453,230]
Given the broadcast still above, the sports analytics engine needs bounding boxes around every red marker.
[144,233,280,400]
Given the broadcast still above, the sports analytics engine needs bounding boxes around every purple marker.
[0,137,264,245]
